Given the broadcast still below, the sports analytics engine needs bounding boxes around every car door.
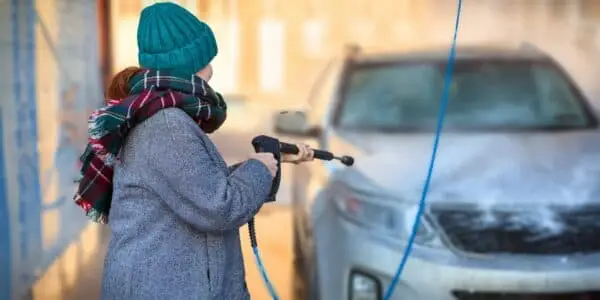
[293,58,344,254]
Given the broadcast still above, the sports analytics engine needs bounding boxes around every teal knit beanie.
[137,2,218,75]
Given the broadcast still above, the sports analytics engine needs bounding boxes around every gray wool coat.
[100,108,273,300]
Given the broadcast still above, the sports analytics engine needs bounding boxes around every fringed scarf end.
[75,197,108,224]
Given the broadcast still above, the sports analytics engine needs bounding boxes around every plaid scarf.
[74,70,227,224]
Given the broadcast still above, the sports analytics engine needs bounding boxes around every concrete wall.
[0,0,104,299]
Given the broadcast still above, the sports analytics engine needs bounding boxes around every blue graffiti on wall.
[0,108,11,300]
[12,0,43,293]
[33,0,99,270]
[38,84,90,268]
[1,1,103,298]
[43,85,85,211]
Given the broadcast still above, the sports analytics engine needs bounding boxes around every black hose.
[248,217,279,299]
[248,217,258,248]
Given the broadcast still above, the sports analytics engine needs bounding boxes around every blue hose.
[252,246,280,300]
[383,1,463,299]
[248,218,280,300]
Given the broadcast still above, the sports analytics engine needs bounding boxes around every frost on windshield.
[338,61,591,131]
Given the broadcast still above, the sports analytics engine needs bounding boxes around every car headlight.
[349,271,381,300]
[332,183,443,248]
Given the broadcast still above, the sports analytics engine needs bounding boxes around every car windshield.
[335,59,597,132]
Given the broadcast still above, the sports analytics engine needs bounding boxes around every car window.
[335,60,596,132]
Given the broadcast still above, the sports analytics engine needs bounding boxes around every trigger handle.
[251,135,281,202]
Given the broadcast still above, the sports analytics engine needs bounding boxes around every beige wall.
[29,0,106,297]
[33,225,106,300]
[35,0,61,255]
[109,0,600,106]
[108,0,437,106]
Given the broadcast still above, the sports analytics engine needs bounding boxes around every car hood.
[338,130,600,207]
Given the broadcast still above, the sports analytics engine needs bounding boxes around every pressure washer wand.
[279,142,354,166]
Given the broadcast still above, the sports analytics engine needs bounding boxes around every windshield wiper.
[551,113,585,123]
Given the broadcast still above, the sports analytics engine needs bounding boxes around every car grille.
[453,290,600,300]
[432,206,600,255]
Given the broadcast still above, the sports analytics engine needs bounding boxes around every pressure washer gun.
[251,134,354,202]
[248,134,354,300]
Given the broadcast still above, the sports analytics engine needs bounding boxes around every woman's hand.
[282,143,314,164]
[249,152,278,177]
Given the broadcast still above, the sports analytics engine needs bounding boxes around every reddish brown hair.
[105,66,143,103]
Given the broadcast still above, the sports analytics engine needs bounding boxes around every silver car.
[274,44,600,300]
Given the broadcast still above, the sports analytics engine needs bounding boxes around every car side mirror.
[273,110,321,138]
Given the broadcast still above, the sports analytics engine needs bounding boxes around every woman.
[74,3,313,299]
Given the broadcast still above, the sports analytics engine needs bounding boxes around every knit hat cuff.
[138,30,218,75]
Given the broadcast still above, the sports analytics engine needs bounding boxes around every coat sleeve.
[150,110,273,232]
[227,163,243,174]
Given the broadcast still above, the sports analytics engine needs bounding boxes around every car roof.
[349,44,553,64]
